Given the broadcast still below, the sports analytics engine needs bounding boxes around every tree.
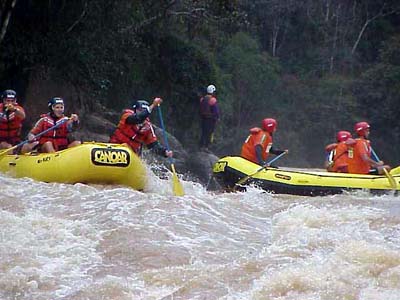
[354,34,400,163]
[351,1,400,55]
[0,0,17,44]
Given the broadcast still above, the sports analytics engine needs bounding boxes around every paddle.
[371,148,397,189]
[234,151,287,189]
[0,118,70,157]
[157,106,184,196]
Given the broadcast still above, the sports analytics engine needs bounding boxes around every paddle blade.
[235,175,252,187]
[171,164,184,196]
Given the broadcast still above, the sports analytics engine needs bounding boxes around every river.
[1,167,400,300]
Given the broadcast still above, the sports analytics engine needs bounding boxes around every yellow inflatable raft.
[213,156,400,196]
[0,142,146,190]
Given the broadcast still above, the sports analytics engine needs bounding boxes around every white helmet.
[207,84,216,94]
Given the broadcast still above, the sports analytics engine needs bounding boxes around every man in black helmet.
[0,89,26,151]
[110,97,173,158]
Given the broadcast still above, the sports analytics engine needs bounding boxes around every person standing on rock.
[199,84,219,151]
[110,97,173,158]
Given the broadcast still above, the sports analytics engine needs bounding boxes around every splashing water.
[0,168,399,300]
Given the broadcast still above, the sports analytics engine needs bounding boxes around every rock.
[83,113,116,135]
[186,150,220,184]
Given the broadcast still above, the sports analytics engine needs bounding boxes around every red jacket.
[110,109,157,153]
[200,95,219,120]
[30,113,70,151]
[0,103,25,144]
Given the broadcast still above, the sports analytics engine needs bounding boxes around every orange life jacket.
[109,109,157,153]
[330,142,349,173]
[241,127,272,164]
[0,103,24,144]
[30,113,70,151]
[347,138,371,174]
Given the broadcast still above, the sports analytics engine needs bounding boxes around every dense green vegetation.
[1,0,399,166]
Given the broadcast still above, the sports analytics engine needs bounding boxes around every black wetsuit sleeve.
[255,144,265,165]
[147,141,168,157]
[269,145,285,155]
[125,110,151,125]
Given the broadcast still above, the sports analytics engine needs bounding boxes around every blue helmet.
[48,97,64,110]
[1,89,17,100]
[132,100,150,111]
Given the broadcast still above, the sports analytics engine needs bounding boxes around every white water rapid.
[1,167,400,300]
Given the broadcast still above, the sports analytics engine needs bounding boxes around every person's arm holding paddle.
[125,97,162,125]
[66,113,79,130]
[23,119,45,153]
[27,114,66,143]
[241,118,288,166]
[255,145,288,166]
[267,145,288,166]
[5,102,25,119]
[110,97,173,158]
[132,98,173,158]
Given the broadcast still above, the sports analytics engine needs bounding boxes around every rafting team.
[0,88,391,175]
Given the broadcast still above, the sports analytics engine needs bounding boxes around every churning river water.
[1,166,400,300]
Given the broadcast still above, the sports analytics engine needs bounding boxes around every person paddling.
[347,121,390,174]
[241,118,288,166]
[324,130,354,173]
[0,90,26,153]
[109,97,173,158]
[23,97,80,153]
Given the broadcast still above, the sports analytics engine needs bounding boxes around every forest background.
[1,0,400,168]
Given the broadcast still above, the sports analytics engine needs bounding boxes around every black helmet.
[1,89,17,100]
[132,100,150,111]
[48,97,64,110]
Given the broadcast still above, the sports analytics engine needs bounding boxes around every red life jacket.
[31,113,70,151]
[109,109,157,153]
[200,95,217,119]
[0,103,24,144]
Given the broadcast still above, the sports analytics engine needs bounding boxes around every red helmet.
[354,121,370,136]
[336,130,351,142]
[262,118,277,133]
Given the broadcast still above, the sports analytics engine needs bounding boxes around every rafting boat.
[0,142,146,190]
[213,156,400,196]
